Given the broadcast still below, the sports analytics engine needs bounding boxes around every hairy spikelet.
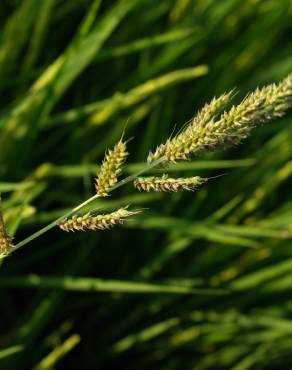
[134,175,207,192]
[58,208,141,232]
[148,74,292,162]
[95,139,128,196]
[0,196,14,258]
[148,92,232,162]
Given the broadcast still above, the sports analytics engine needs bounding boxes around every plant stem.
[13,157,165,252]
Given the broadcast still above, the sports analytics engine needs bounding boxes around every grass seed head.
[134,175,207,192]
[95,139,128,197]
[58,207,141,232]
[148,74,292,163]
[147,92,232,162]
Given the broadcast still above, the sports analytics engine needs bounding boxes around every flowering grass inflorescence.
[148,74,292,163]
[147,92,233,162]
[95,138,128,197]
[3,73,292,255]
[58,208,141,232]
[134,175,207,192]
[58,138,138,233]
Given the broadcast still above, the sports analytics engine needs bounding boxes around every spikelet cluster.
[148,74,292,162]
[0,197,14,258]
[59,137,141,233]
[95,139,128,196]
[58,208,140,232]
[147,93,232,162]
[134,175,206,192]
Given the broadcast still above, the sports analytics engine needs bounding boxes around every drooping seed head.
[134,175,207,192]
[58,207,141,232]
[95,139,128,197]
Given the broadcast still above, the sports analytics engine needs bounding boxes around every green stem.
[13,157,165,252]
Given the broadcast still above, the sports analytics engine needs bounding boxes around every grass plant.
[0,1,292,369]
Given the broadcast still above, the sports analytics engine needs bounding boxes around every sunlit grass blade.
[0,346,23,360]
[0,274,227,295]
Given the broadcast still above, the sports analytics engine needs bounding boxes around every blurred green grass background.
[0,0,292,369]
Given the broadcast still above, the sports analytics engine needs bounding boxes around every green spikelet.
[58,208,141,232]
[148,92,232,162]
[0,196,14,258]
[134,175,207,192]
[148,74,292,162]
[95,139,129,196]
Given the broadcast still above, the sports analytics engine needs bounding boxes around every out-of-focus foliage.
[0,0,291,369]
